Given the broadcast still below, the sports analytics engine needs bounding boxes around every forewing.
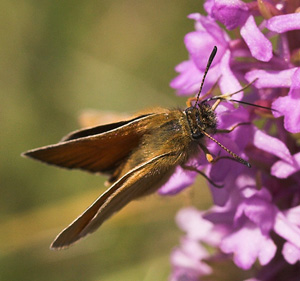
[51,152,175,249]
[61,115,147,142]
[23,114,161,174]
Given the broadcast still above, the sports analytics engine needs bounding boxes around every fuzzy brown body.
[117,108,200,180]
[23,105,216,249]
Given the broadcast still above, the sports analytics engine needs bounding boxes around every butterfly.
[23,46,271,249]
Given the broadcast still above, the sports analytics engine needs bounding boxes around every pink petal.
[289,67,300,99]
[235,188,277,234]
[271,152,300,178]
[271,160,298,178]
[272,94,300,133]
[184,31,225,69]
[188,13,230,44]
[245,68,298,88]
[258,237,277,266]
[220,221,276,269]
[284,205,300,226]
[282,242,300,264]
[267,13,300,33]
[170,60,221,96]
[240,15,273,62]
[158,165,196,195]
[218,50,243,99]
[179,237,210,260]
[271,68,300,133]
[240,187,272,201]
[175,208,213,240]
[204,0,214,14]
[210,182,231,206]
[253,130,293,163]
[274,212,300,249]
[211,0,249,30]
[171,243,212,275]
[170,60,202,95]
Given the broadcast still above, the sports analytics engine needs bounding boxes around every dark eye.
[191,131,203,139]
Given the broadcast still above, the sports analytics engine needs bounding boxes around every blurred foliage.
[0,1,212,280]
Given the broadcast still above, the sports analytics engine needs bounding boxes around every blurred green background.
[1,1,212,280]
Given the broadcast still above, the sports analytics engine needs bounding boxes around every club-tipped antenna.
[201,129,251,168]
[194,46,217,108]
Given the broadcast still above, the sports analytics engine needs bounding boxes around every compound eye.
[192,131,203,139]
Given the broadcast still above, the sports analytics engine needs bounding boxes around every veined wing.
[22,113,165,174]
[51,152,176,249]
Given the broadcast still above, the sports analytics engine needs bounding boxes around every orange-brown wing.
[60,115,145,142]
[50,152,176,249]
[22,113,163,174]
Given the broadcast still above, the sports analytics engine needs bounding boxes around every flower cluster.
[160,1,300,280]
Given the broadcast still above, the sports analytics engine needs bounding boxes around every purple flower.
[171,190,300,273]
[175,207,223,244]
[170,237,212,281]
[209,0,249,30]
[220,220,276,270]
[272,68,300,133]
[228,187,300,268]
[254,130,300,178]
[207,0,273,62]
[170,14,243,99]
[283,242,300,265]
[273,206,300,259]
[246,67,300,134]
[245,68,298,88]
[158,162,198,195]
[169,208,215,280]
[167,1,300,280]
[206,187,277,270]
[240,15,273,62]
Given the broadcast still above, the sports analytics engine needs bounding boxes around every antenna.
[203,79,258,104]
[202,78,279,113]
[194,46,217,108]
[228,99,279,113]
[201,129,251,168]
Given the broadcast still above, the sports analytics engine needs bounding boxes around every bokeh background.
[1,1,212,280]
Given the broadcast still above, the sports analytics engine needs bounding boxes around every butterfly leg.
[182,165,223,188]
[211,79,258,111]
[215,122,251,134]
